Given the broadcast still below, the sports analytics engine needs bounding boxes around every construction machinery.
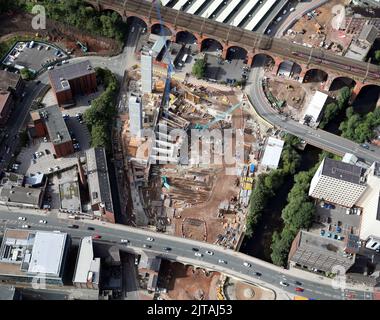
[76,41,88,53]
[195,101,243,130]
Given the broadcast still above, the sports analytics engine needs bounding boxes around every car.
[346,208,352,215]
[68,224,79,229]
[62,114,70,120]
[18,216,26,221]
[48,167,54,173]
[143,244,151,248]
[294,281,302,286]
[360,143,370,149]
[21,224,30,229]
[283,9,287,15]
[120,239,129,243]
[47,66,54,70]
[146,237,154,242]
[205,250,214,255]
[87,227,95,231]
[243,262,251,268]
[54,166,60,171]
[295,287,304,292]
[280,281,289,287]
[289,7,295,12]
[194,252,203,257]
[62,60,68,64]
[255,272,262,277]
[45,149,50,155]
[218,259,227,264]
[43,204,51,210]
[276,16,282,22]
[192,248,199,252]
[39,220,47,224]
[43,137,48,142]
[92,235,101,239]
[163,247,171,251]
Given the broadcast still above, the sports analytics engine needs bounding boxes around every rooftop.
[0,229,68,278]
[49,60,95,93]
[58,180,81,212]
[0,186,42,206]
[0,70,21,92]
[358,24,379,44]
[261,137,284,169]
[321,157,365,185]
[37,105,71,145]
[86,148,114,214]
[0,91,12,114]
[73,236,100,285]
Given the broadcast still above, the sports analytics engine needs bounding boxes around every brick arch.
[175,30,200,45]
[225,45,248,60]
[125,15,149,29]
[150,22,174,37]
[328,76,356,91]
[303,68,328,84]
[200,37,223,52]
[277,60,303,77]
[351,83,380,107]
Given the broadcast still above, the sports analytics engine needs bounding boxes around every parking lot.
[204,54,249,83]
[313,204,361,237]
[3,41,68,73]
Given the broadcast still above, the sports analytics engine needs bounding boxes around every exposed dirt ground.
[158,261,221,300]
[0,12,121,56]
[284,0,351,52]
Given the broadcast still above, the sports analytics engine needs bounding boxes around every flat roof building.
[357,162,380,240]
[85,148,115,223]
[0,185,44,209]
[0,229,70,285]
[0,91,14,127]
[301,91,329,127]
[0,70,23,96]
[58,180,82,213]
[309,157,367,208]
[48,60,97,108]
[261,137,284,170]
[129,95,143,137]
[288,230,355,273]
[30,105,74,157]
[73,237,100,290]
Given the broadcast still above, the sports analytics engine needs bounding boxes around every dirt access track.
[0,12,121,57]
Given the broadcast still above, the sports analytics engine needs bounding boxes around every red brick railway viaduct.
[86,0,380,100]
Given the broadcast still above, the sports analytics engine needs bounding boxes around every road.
[0,210,373,300]
[245,55,380,164]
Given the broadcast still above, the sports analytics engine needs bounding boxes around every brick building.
[48,60,97,108]
[30,105,74,157]
[0,70,24,127]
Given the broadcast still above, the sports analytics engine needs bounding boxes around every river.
[239,145,321,262]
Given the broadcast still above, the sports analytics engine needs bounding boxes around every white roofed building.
[261,137,284,170]
[301,91,329,128]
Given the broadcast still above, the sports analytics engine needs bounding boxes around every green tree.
[192,58,206,79]
[20,68,33,80]
[375,50,380,64]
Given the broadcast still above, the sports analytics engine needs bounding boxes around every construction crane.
[195,101,243,130]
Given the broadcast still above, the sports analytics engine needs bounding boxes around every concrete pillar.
[272,57,282,76]
[324,76,334,91]
[298,69,307,83]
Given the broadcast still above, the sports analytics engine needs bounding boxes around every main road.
[245,55,380,164]
[0,209,373,300]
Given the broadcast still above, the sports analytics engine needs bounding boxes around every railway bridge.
[86,0,380,97]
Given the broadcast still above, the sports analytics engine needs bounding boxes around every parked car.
[18,216,26,221]
[146,237,154,242]
[280,281,289,287]
[163,247,171,251]
[143,244,151,248]
[218,259,227,264]
[87,227,95,231]
[295,287,304,292]
[205,250,214,255]
[194,252,203,257]
[21,224,30,229]
[39,220,47,224]
[243,262,251,268]
[68,224,79,229]
[120,239,129,243]
[360,143,370,149]
[92,234,101,239]
[192,248,199,252]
